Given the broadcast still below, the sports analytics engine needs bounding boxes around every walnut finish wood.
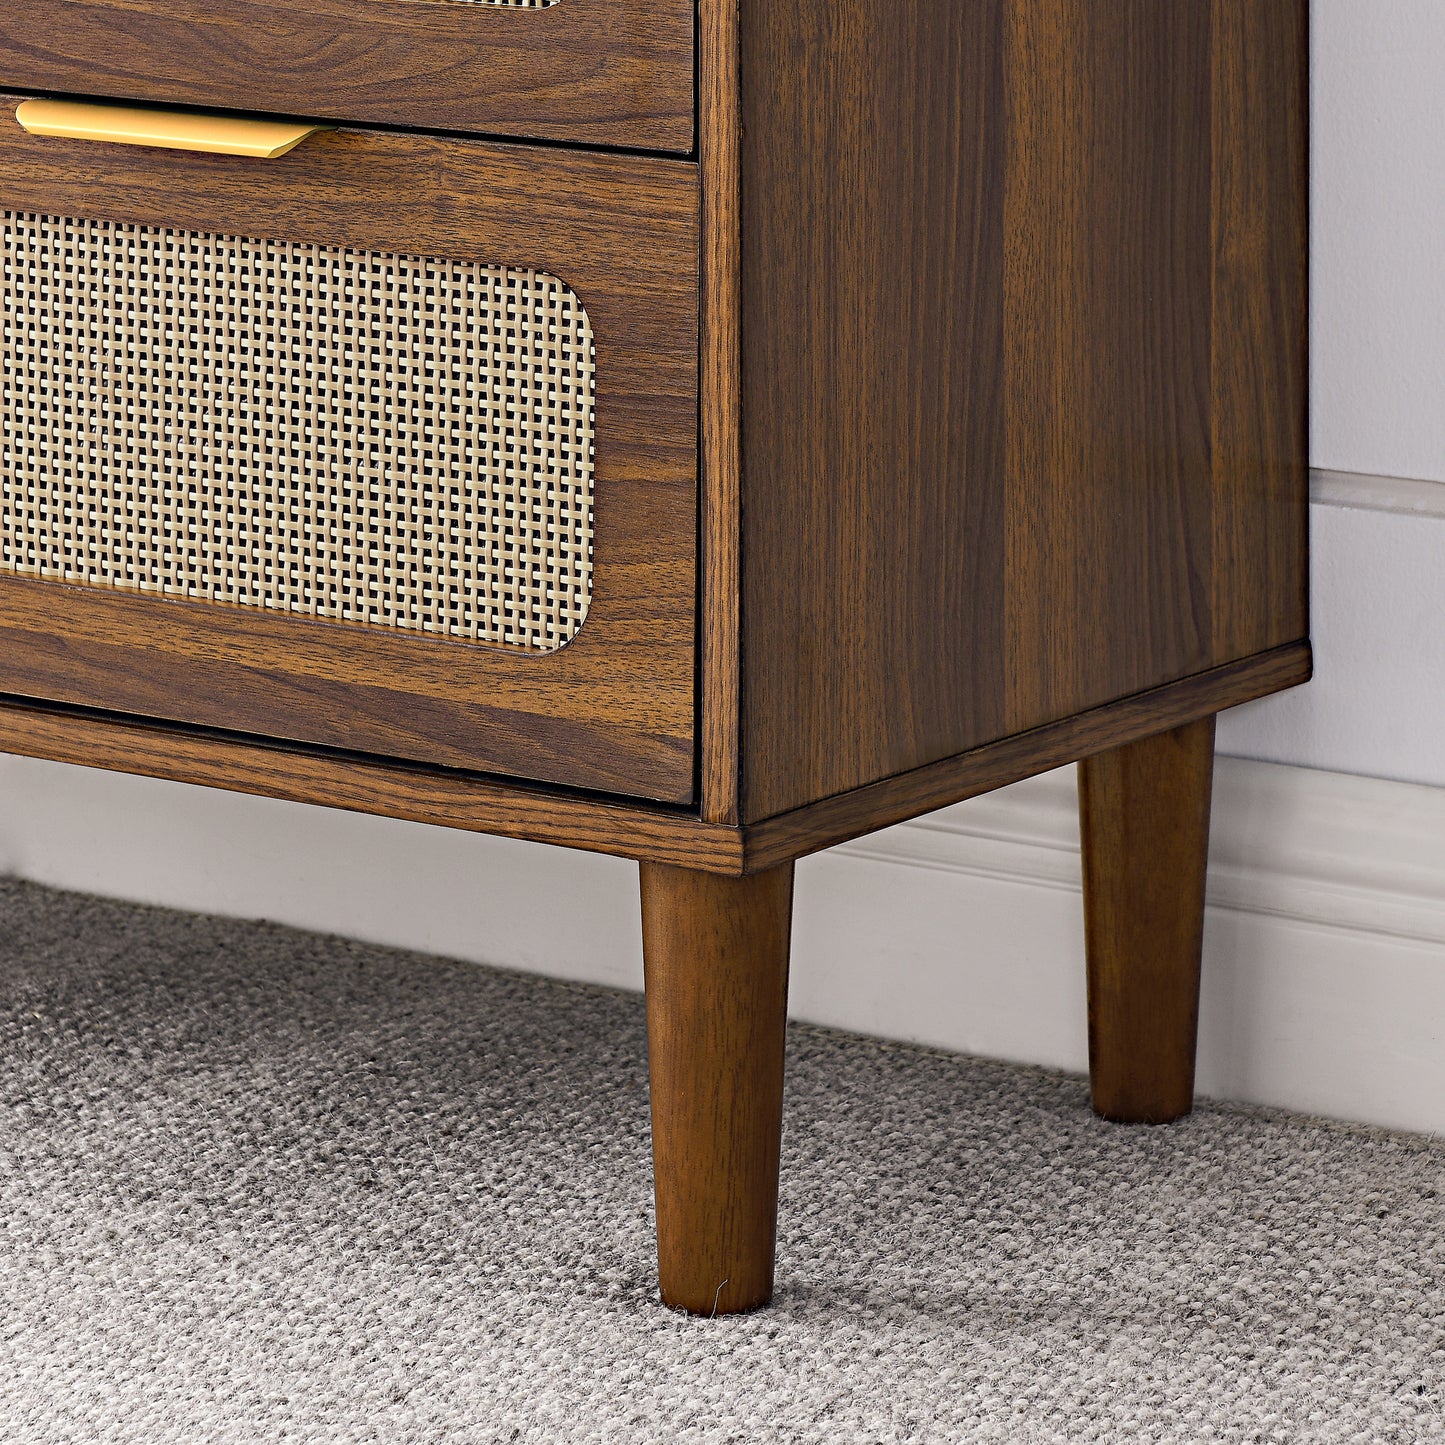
[733,0,1004,823]
[1209,0,1310,658]
[0,696,747,872]
[1079,717,1216,1124]
[0,108,700,803]
[0,644,1306,881]
[741,642,1308,874]
[698,0,743,825]
[0,0,693,153]
[729,0,1308,822]
[641,860,794,1314]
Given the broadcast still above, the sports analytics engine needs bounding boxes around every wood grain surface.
[0,108,700,802]
[1209,0,1310,659]
[698,0,744,824]
[1003,0,1215,729]
[642,859,794,1314]
[1079,717,1216,1124]
[0,0,694,153]
[727,0,1308,822]
[740,643,1309,874]
[0,696,746,871]
[734,0,1005,824]
[0,643,1306,878]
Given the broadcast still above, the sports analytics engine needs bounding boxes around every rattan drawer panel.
[3,212,595,654]
[0,105,699,802]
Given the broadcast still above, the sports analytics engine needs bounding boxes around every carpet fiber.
[1,878,1441,1443]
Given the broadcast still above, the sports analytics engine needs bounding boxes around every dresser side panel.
[736,0,1308,822]
[737,0,1009,821]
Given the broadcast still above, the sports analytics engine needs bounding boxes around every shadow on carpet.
[1,878,1441,1443]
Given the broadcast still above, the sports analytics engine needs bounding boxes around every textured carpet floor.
[0,879,1442,1444]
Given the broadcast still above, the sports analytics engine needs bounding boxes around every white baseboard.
[2,752,1443,1136]
[804,759,1445,1137]
[834,756,1445,948]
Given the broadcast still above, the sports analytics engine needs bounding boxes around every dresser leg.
[1078,716,1216,1124]
[640,860,794,1315]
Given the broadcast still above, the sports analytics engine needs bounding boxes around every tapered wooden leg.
[1078,716,1216,1124]
[640,860,794,1315]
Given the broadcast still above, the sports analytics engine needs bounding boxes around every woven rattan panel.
[0,212,595,652]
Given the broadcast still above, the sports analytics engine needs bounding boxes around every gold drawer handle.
[15,99,328,158]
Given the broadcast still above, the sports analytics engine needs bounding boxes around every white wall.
[3,1,1445,1133]
[1310,0,1445,484]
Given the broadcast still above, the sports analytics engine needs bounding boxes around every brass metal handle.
[15,99,328,158]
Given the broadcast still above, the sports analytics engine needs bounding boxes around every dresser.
[0,0,1308,1314]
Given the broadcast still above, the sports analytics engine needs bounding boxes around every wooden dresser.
[0,1,1308,1314]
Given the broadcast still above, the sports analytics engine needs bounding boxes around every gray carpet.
[0,879,1441,1444]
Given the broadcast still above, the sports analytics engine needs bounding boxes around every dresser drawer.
[0,101,699,802]
[0,0,693,154]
